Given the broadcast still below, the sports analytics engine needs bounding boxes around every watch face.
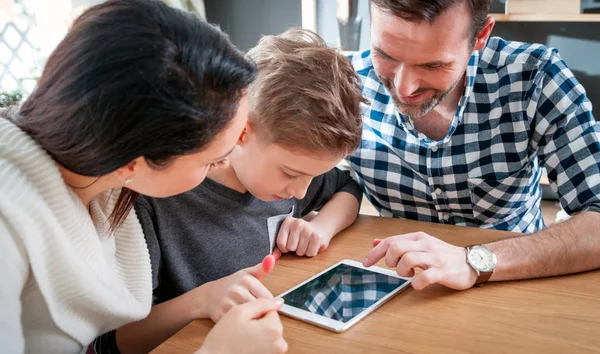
[468,246,496,272]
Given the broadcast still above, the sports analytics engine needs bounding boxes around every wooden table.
[152,215,600,354]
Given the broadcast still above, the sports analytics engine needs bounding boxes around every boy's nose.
[287,188,307,200]
[287,180,310,200]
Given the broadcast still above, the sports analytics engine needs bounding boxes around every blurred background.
[1,0,599,112]
[2,0,597,222]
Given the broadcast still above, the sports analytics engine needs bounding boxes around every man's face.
[370,3,477,119]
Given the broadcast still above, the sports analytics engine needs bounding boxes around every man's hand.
[363,232,478,290]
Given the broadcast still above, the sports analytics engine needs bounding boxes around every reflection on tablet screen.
[281,263,407,323]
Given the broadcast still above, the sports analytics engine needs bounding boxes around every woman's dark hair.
[7,0,255,230]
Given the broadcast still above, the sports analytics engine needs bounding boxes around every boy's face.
[231,127,343,202]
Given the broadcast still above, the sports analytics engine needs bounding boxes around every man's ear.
[473,16,495,51]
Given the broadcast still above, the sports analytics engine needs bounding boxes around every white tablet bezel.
[276,259,412,332]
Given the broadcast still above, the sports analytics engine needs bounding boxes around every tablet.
[277,259,412,332]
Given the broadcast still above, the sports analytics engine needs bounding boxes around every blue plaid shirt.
[347,37,600,233]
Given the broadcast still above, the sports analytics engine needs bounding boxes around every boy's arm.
[296,166,363,217]
[278,167,363,256]
[307,190,360,242]
[302,166,363,237]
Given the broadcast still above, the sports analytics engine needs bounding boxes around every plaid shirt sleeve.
[529,49,600,215]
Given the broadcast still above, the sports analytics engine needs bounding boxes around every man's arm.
[489,211,600,281]
[497,47,600,280]
[363,211,600,290]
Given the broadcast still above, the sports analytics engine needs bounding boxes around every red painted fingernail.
[262,255,275,273]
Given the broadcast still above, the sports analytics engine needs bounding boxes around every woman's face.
[126,95,248,198]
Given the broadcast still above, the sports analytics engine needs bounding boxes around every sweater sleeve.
[134,197,161,294]
[0,212,29,353]
[91,198,160,354]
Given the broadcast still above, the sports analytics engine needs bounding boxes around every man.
[348,0,600,290]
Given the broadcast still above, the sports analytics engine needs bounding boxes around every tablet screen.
[281,263,408,323]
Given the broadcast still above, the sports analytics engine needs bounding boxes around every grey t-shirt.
[136,167,363,304]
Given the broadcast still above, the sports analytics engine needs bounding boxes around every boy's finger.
[276,219,292,253]
[306,239,320,257]
[286,226,301,252]
[319,243,329,252]
[295,231,310,256]
[272,248,282,260]
[373,239,382,247]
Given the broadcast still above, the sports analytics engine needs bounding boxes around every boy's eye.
[284,171,300,180]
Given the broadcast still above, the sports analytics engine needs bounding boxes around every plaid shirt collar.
[395,49,480,145]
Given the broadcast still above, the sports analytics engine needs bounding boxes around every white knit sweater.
[0,118,152,353]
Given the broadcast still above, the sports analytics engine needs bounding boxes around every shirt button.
[431,145,438,152]
[443,214,450,221]
[434,188,442,195]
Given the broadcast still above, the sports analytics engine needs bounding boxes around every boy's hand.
[276,217,332,257]
[203,255,276,322]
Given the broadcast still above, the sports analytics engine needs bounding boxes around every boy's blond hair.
[246,27,365,157]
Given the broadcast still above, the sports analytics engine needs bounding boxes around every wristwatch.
[465,244,497,285]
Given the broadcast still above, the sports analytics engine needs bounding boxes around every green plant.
[0,91,23,108]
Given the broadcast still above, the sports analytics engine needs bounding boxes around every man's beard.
[381,76,461,120]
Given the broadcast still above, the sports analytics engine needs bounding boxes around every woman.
[0,0,286,353]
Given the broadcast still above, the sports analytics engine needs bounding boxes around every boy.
[113,28,366,353]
